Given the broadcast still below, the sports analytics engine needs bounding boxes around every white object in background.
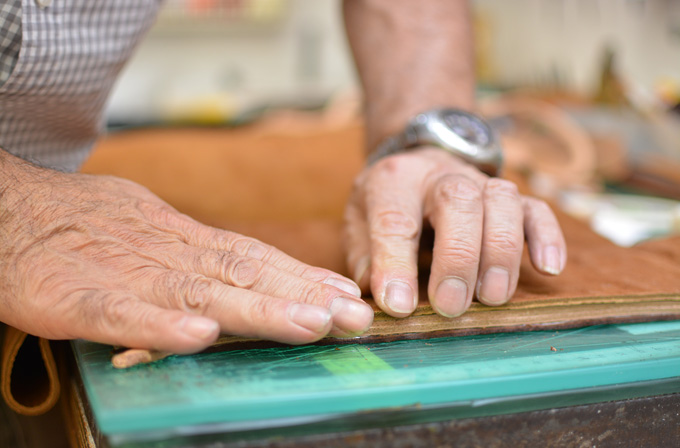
[560,191,680,247]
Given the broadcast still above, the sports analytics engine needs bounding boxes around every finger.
[164,248,373,336]
[476,179,524,306]
[139,188,359,296]
[343,200,372,293]
[174,218,361,297]
[134,270,335,344]
[72,292,220,354]
[522,197,567,275]
[364,157,423,317]
[426,174,483,317]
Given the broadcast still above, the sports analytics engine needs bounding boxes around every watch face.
[441,111,492,147]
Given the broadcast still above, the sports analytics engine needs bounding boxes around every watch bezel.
[368,108,503,177]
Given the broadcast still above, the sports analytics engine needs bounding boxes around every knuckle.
[536,201,554,217]
[245,297,276,326]
[138,307,160,335]
[433,175,481,205]
[524,197,558,228]
[102,295,133,326]
[302,266,335,283]
[153,272,212,311]
[300,283,332,307]
[485,178,519,197]
[373,154,410,175]
[153,271,178,301]
[525,197,552,214]
[230,237,270,260]
[179,275,213,310]
[373,210,419,239]
[135,200,174,223]
[212,251,237,279]
[73,290,106,330]
[191,227,230,249]
[486,230,523,256]
[226,256,263,289]
[438,243,479,265]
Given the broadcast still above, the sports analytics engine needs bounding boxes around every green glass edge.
[89,354,680,434]
[109,378,680,448]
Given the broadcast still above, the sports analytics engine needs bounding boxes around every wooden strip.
[112,297,680,368]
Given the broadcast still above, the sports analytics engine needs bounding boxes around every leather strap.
[1,326,60,416]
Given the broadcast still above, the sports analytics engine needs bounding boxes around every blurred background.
[97,0,680,248]
[107,0,680,125]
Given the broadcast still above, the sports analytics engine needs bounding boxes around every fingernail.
[288,303,332,333]
[330,297,374,336]
[434,277,469,317]
[478,267,510,305]
[542,245,562,275]
[181,317,220,341]
[354,256,370,285]
[384,281,416,314]
[324,278,361,297]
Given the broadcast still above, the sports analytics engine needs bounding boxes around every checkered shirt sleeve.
[0,0,21,86]
[0,0,162,172]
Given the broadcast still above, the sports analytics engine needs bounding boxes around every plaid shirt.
[0,0,162,172]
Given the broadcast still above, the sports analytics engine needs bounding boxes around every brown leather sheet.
[78,120,680,359]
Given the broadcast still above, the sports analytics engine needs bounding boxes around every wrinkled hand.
[0,155,373,353]
[344,147,567,318]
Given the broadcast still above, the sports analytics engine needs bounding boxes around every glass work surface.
[73,321,680,436]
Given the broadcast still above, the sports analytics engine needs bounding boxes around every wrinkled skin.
[0,154,373,353]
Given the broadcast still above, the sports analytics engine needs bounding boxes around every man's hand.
[343,0,566,317]
[0,153,373,353]
[344,148,566,318]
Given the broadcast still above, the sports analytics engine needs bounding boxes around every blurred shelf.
[150,0,290,37]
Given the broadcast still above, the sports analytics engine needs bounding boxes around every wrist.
[0,149,26,211]
[0,149,56,227]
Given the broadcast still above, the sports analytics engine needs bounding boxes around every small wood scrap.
[112,349,171,369]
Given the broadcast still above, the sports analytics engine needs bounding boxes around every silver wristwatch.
[367,108,503,176]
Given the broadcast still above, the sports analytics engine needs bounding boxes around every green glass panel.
[73,320,680,438]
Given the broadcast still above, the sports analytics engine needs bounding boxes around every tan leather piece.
[1,326,60,415]
[81,119,366,225]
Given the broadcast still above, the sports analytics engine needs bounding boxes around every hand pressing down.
[344,147,567,318]
[0,153,373,354]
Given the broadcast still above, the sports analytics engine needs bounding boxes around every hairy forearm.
[0,149,35,230]
[343,0,475,151]
[0,149,56,228]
